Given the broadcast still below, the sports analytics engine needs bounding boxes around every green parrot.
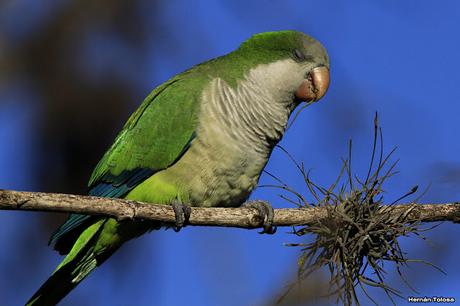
[27,30,330,305]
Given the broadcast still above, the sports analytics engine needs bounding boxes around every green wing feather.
[50,71,209,254]
[89,75,202,186]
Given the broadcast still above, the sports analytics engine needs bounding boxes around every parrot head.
[232,30,330,106]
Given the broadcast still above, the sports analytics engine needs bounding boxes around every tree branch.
[1,189,460,228]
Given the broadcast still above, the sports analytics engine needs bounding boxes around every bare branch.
[0,189,460,228]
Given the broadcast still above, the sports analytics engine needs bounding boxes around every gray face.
[293,41,330,104]
[299,34,330,69]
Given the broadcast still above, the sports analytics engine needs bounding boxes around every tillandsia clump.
[270,114,443,306]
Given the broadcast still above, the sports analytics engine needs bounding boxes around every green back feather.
[88,75,205,187]
[90,30,318,187]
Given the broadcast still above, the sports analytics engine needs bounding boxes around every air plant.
[268,113,443,305]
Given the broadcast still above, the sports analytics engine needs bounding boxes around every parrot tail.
[26,220,111,306]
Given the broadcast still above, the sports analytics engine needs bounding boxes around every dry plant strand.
[275,113,455,306]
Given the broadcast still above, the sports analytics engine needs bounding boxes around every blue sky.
[1,1,460,305]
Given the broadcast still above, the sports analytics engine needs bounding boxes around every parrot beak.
[295,66,330,102]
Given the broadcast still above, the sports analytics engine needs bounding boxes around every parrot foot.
[242,201,277,234]
[171,201,191,232]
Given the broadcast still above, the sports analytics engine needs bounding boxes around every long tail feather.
[26,221,107,306]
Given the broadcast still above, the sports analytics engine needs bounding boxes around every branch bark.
[1,189,460,228]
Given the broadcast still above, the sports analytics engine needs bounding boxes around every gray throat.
[204,78,292,154]
[200,59,303,156]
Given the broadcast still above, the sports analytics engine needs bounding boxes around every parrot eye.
[293,49,306,61]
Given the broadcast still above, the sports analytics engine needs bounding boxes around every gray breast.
[177,59,304,207]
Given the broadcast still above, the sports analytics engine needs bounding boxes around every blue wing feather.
[49,133,196,254]
[48,168,154,254]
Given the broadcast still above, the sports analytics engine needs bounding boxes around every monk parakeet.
[27,30,330,305]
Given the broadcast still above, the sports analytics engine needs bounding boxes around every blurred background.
[1,1,460,305]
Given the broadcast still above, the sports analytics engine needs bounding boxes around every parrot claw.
[243,201,277,234]
[171,201,191,232]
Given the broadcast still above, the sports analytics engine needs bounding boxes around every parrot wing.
[49,73,204,254]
